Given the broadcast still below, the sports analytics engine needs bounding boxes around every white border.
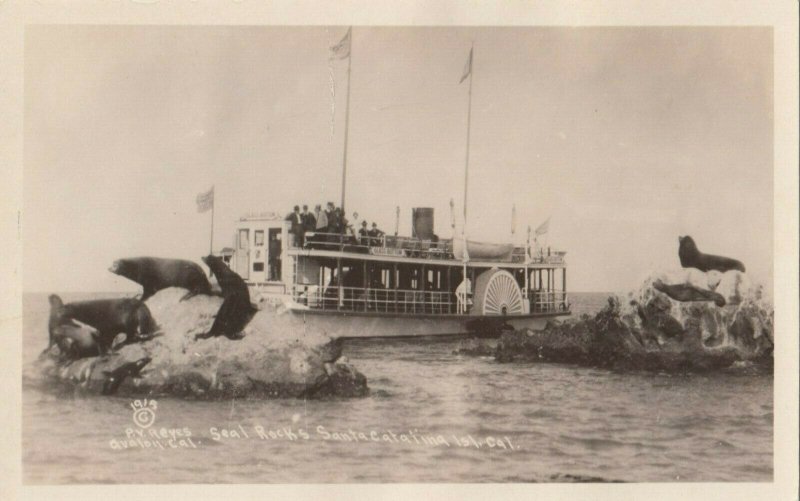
[1,1,797,500]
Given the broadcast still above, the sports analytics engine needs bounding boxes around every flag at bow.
[196,186,214,213]
[330,27,352,60]
[459,47,473,84]
[534,217,550,236]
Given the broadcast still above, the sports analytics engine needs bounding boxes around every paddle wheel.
[473,268,526,315]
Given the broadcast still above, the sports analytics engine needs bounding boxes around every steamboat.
[224,209,570,339]
[216,30,571,338]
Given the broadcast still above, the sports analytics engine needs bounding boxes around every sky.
[23,26,773,293]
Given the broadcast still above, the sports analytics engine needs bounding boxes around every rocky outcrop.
[495,297,743,372]
[36,288,368,399]
[467,270,773,373]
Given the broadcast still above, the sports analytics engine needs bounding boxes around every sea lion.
[653,279,726,307]
[101,357,152,395]
[47,294,159,354]
[43,294,101,359]
[109,257,213,301]
[195,255,255,341]
[678,236,746,273]
[44,319,102,361]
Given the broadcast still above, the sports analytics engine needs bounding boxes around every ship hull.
[286,307,568,339]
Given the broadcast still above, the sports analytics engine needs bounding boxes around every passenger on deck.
[368,222,384,246]
[325,202,336,231]
[358,221,369,245]
[327,206,342,240]
[336,208,346,232]
[344,213,358,241]
[315,204,328,233]
[302,205,316,234]
[285,205,303,247]
[268,233,281,280]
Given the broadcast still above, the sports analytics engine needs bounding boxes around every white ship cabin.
[230,208,569,317]
[229,212,291,295]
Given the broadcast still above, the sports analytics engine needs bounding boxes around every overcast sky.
[23,26,772,293]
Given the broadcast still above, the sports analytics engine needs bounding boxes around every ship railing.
[300,232,371,253]
[300,232,454,260]
[528,250,567,265]
[292,285,455,314]
[530,290,570,313]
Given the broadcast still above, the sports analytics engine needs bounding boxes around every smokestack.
[412,208,434,240]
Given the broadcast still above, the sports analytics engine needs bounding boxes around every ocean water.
[22,292,772,483]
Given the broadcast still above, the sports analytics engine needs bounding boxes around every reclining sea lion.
[195,255,256,341]
[678,236,746,273]
[109,257,213,301]
[653,279,726,307]
[47,294,159,354]
[43,318,102,361]
[101,357,152,395]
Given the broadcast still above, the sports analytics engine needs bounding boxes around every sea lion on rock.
[109,257,213,301]
[44,294,102,359]
[47,294,159,354]
[195,255,256,341]
[46,320,102,361]
[653,279,726,307]
[678,236,745,273]
[101,357,151,395]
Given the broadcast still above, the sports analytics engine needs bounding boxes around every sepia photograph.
[2,1,798,497]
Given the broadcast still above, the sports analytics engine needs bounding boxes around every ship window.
[238,229,249,250]
[255,230,265,246]
[253,262,264,272]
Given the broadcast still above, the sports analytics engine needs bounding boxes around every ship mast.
[330,27,353,309]
[461,44,475,291]
[338,27,353,215]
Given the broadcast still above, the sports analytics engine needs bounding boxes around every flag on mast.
[330,27,352,60]
[459,47,473,84]
[534,217,550,236]
[196,186,214,213]
[511,204,517,236]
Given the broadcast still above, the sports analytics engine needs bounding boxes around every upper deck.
[292,231,567,269]
[230,214,571,319]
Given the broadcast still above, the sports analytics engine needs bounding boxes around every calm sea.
[22,292,772,483]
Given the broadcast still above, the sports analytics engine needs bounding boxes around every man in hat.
[368,222,384,246]
[285,205,303,247]
[358,220,369,245]
[302,204,316,234]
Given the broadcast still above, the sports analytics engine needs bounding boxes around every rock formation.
[463,269,773,373]
[35,288,368,398]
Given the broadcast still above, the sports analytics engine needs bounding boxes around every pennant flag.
[459,47,473,84]
[330,27,352,60]
[534,217,550,236]
[511,204,517,235]
[196,186,214,213]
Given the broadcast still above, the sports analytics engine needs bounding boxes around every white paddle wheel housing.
[472,268,527,315]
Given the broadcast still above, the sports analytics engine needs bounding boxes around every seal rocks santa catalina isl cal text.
[208,423,521,451]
